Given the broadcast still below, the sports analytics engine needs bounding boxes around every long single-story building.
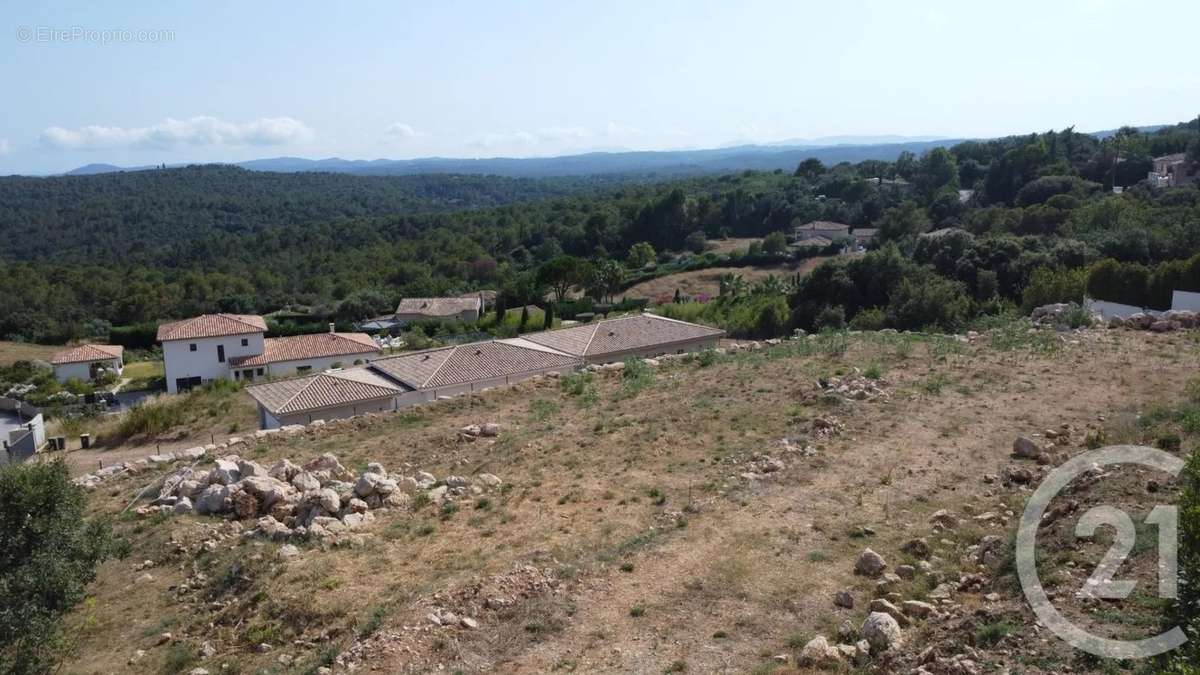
[520,313,725,364]
[247,369,402,429]
[243,312,724,429]
[49,344,124,383]
[369,337,581,406]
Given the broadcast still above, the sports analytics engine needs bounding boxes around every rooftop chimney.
[329,322,335,334]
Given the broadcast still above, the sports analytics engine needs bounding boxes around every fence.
[2,413,45,466]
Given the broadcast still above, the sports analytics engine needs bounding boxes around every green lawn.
[122,360,165,391]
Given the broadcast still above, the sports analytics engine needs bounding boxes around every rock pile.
[1030,303,1095,328]
[819,368,890,402]
[457,422,502,442]
[138,452,502,542]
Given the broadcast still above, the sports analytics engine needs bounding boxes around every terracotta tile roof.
[395,297,482,318]
[229,332,379,367]
[522,313,724,360]
[245,371,400,416]
[369,339,579,389]
[50,343,124,365]
[156,314,267,341]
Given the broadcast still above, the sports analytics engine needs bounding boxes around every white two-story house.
[158,314,269,393]
[158,314,384,394]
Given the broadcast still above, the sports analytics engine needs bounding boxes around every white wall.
[261,352,379,379]
[1083,298,1159,320]
[263,398,395,429]
[163,332,265,393]
[1172,290,1200,312]
[53,358,121,384]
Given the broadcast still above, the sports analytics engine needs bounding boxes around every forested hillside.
[2,119,1199,344]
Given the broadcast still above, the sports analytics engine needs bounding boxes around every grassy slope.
[59,326,1199,674]
[0,340,59,366]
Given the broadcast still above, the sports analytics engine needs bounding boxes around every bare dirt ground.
[624,257,830,302]
[59,326,1199,674]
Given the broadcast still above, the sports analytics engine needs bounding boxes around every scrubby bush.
[1021,267,1087,312]
[848,307,887,331]
[0,461,114,674]
[814,306,846,331]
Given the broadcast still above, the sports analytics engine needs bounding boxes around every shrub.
[0,461,114,673]
[814,306,845,331]
[1021,267,1087,312]
[849,307,887,331]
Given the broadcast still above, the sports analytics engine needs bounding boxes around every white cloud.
[605,122,643,139]
[39,116,313,151]
[0,139,9,156]
[470,126,589,149]
[382,122,424,143]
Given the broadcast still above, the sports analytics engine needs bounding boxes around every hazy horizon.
[2,0,1198,174]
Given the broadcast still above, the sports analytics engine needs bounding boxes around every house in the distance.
[50,344,124,383]
[793,221,850,243]
[157,314,380,393]
[851,228,878,248]
[1148,153,1197,188]
[394,296,483,325]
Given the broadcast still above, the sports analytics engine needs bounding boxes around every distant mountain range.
[63,137,963,179]
[60,125,1169,179]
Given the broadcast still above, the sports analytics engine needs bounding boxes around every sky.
[1,0,1198,174]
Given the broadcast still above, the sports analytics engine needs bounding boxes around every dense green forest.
[2,119,1199,343]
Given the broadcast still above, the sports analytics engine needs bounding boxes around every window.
[241,338,248,347]
[217,345,225,363]
[189,343,197,352]
[256,368,264,376]
[296,365,312,374]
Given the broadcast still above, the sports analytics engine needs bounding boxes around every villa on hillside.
[394,295,484,324]
[50,344,124,383]
[1148,153,1197,188]
[157,314,381,393]
[245,312,725,429]
[793,221,851,241]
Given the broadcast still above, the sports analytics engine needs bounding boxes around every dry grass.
[57,327,1198,674]
[0,340,60,366]
[623,257,830,302]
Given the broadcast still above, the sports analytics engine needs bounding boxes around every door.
[175,376,201,393]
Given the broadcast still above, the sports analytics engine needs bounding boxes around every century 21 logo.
[1016,446,1185,659]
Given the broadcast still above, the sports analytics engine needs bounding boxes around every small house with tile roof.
[50,344,124,383]
[395,296,483,324]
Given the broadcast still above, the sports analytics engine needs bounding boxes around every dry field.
[623,257,830,302]
[59,326,1200,674]
[0,339,60,366]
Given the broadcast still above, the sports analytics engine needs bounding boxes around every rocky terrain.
[56,319,1196,674]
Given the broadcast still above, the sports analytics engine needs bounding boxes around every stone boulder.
[796,636,841,668]
[209,459,241,485]
[861,611,903,653]
[195,484,231,514]
[854,548,887,577]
